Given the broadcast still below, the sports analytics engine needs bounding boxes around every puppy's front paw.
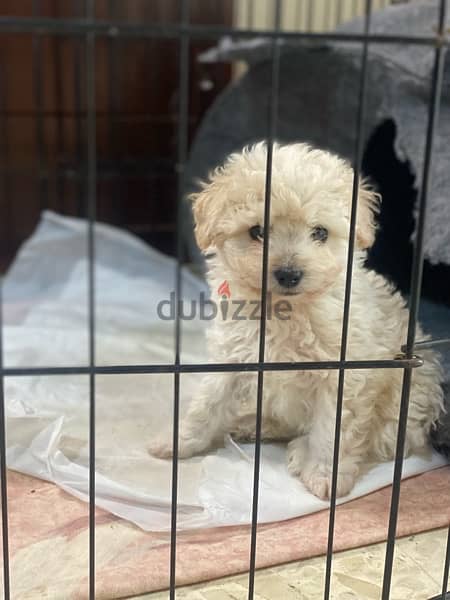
[300,460,356,500]
[148,433,174,459]
[286,436,308,476]
[148,432,204,460]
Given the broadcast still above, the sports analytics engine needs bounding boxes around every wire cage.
[0,0,449,599]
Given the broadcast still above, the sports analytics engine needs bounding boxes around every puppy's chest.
[264,314,332,364]
[224,316,336,435]
[212,311,337,367]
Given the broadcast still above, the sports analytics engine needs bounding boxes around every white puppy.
[149,142,443,500]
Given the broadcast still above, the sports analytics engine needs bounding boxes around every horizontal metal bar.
[0,17,447,47]
[0,167,175,181]
[401,338,450,352]
[2,356,424,377]
[0,110,194,122]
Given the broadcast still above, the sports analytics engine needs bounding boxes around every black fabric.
[363,119,450,306]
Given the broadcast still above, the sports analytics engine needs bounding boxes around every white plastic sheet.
[3,212,446,531]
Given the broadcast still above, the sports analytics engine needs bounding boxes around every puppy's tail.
[430,383,450,460]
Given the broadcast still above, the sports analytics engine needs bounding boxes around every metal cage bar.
[169,0,190,597]
[74,2,85,217]
[381,1,448,598]
[328,0,336,31]
[0,35,10,600]
[0,17,448,47]
[0,282,10,600]
[307,0,315,31]
[107,0,122,220]
[337,0,345,26]
[0,41,12,268]
[324,2,373,598]
[1,355,424,377]
[52,4,66,214]
[246,0,254,30]
[295,0,302,30]
[247,2,282,597]
[32,0,48,213]
[85,0,97,597]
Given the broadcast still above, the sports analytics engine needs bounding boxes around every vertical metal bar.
[307,0,314,31]
[0,37,11,600]
[247,0,254,29]
[274,0,281,31]
[85,1,96,598]
[32,0,47,212]
[381,2,448,598]
[0,53,12,261]
[108,0,121,221]
[52,0,65,212]
[337,0,344,26]
[295,0,302,30]
[328,0,335,31]
[169,1,189,597]
[442,526,450,599]
[0,286,10,600]
[323,2,372,599]
[247,2,281,599]
[74,0,84,217]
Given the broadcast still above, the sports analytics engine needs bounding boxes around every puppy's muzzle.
[274,268,303,289]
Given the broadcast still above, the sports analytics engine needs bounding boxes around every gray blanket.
[421,297,450,456]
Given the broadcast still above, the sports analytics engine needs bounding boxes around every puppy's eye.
[311,225,328,243]
[249,225,264,241]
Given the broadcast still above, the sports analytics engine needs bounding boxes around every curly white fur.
[148,142,443,500]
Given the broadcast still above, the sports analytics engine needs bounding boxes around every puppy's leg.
[288,384,371,500]
[286,435,309,474]
[371,364,443,461]
[148,374,231,459]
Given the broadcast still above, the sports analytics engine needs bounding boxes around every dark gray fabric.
[422,294,450,457]
[420,298,450,374]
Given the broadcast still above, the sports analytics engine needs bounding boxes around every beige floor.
[133,527,449,600]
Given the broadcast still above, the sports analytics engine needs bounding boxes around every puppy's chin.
[243,283,302,299]
[270,286,328,301]
[274,289,301,297]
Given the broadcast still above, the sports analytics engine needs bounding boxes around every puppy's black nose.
[274,268,303,288]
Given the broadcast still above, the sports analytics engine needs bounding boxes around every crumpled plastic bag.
[3,211,446,531]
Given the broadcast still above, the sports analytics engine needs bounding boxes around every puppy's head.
[191,142,379,298]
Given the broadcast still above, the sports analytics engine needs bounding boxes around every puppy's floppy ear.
[190,170,229,253]
[356,180,381,250]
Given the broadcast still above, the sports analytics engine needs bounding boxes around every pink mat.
[1,467,449,599]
